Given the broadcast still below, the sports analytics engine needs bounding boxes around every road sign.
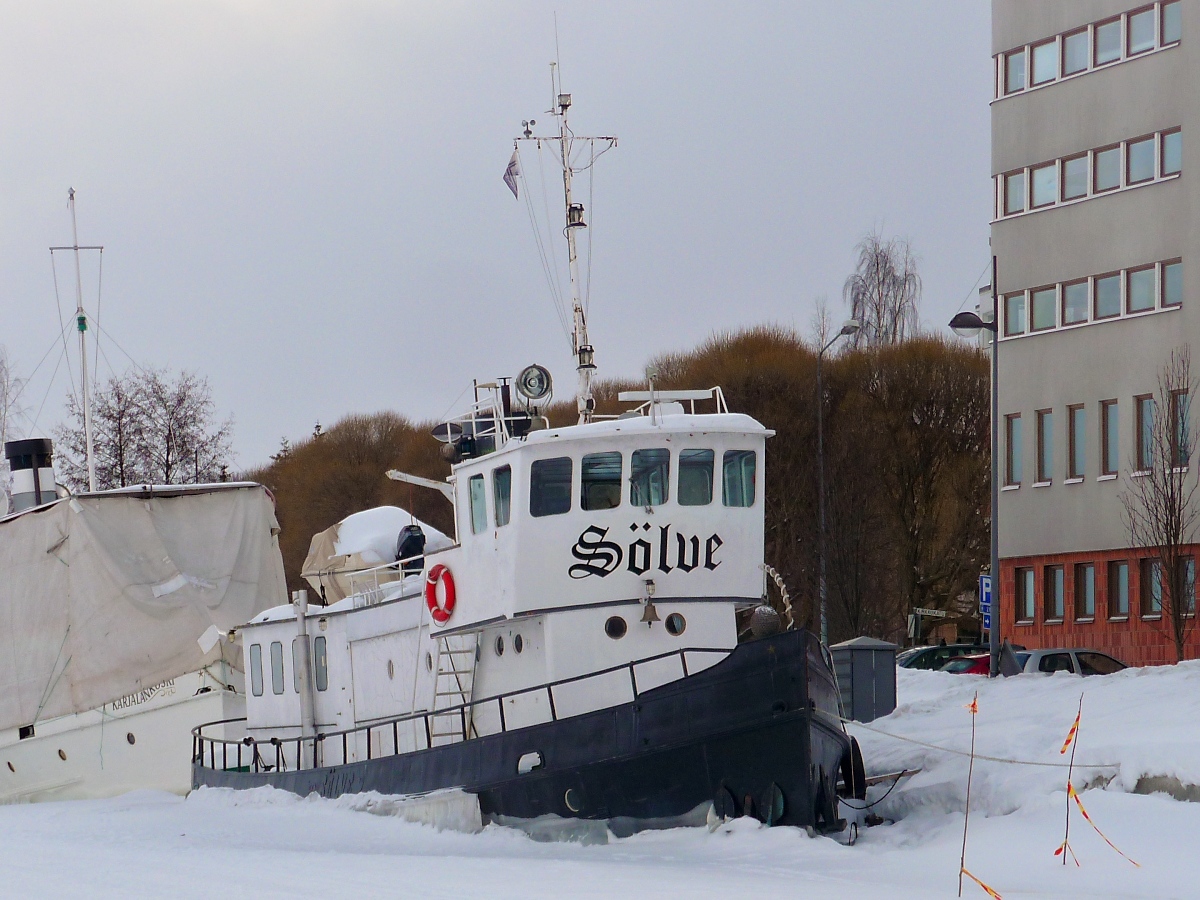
[979,574,993,615]
[912,607,947,618]
[982,612,992,630]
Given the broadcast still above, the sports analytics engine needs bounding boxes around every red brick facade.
[1000,546,1200,667]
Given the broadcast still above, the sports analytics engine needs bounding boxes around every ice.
[333,505,454,564]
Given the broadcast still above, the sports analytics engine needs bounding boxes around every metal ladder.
[429,633,478,746]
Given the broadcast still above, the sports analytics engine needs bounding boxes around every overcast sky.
[1,1,991,468]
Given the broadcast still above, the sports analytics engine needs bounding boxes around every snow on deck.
[5,664,1200,897]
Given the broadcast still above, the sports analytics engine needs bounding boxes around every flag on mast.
[503,149,521,199]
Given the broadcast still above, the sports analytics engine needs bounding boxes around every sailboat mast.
[68,188,97,493]
[554,88,596,424]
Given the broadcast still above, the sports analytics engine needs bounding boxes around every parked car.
[897,644,986,671]
[1014,648,1127,676]
[939,654,990,675]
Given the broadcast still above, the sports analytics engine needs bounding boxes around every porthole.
[514,634,524,654]
[57,749,67,761]
[426,651,433,671]
[564,787,582,813]
[387,659,395,679]
[665,613,686,636]
[604,616,627,640]
[495,635,505,657]
[126,732,136,746]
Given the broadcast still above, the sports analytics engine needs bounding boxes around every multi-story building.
[992,1,1195,665]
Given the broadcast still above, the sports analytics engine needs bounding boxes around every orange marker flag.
[961,867,1003,899]
[1060,710,1081,755]
[1068,783,1141,867]
[965,696,979,715]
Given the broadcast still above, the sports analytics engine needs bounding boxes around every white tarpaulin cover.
[0,483,287,731]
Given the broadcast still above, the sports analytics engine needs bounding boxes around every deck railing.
[193,645,731,775]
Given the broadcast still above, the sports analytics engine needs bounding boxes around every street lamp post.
[949,259,1000,677]
[817,319,860,647]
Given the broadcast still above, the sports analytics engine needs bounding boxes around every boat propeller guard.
[425,564,456,625]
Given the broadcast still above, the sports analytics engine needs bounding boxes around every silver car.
[1013,648,1126,676]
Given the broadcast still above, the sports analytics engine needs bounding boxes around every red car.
[939,654,990,675]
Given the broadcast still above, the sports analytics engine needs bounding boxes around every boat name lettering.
[111,678,176,711]
[569,524,722,579]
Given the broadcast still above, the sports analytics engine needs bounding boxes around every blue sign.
[982,612,992,630]
[979,574,993,615]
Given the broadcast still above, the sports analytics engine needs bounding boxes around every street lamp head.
[838,319,861,337]
[949,311,996,338]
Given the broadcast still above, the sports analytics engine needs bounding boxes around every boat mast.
[68,188,97,493]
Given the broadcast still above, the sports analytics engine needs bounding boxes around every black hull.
[193,629,851,831]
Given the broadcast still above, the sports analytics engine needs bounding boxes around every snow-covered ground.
[6,664,1200,899]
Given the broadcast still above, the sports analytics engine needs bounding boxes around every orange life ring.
[425,564,456,625]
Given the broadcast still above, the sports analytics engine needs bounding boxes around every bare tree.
[1122,346,1200,662]
[0,347,27,507]
[843,231,921,348]
[55,368,234,491]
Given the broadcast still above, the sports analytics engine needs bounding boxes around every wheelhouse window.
[250,643,263,697]
[1094,18,1122,65]
[1062,280,1088,325]
[1162,129,1182,176]
[270,641,285,695]
[1068,404,1085,479]
[1062,29,1089,75]
[1102,400,1119,475]
[1163,260,1183,307]
[1094,273,1121,319]
[1141,558,1163,615]
[678,449,714,506]
[722,450,756,507]
[1004,49,1026,94]
[1036,409,1053,483]
[1127,265,1156,313]
[1136,395,1155,471]
[292,638,301,693]
[1045,566,1065,620]
[1127,136,1156,184]
[1016,567,1035,620]
[581,452,622,511]
[530,457,572,517]
[1004,292,1026,335]
[314,636,328,691]
[468,474,488,534]
[1005,414,1022,485]
[1062,154,1088,201]
[493,465,511,527]
[1128,6,1157,55]
[630,448,670,507]
[1094,146,1121,192]
[1075,563,1096,618]
[1109,561,1130,617]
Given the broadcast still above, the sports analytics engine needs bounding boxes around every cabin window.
[582,451,622,510]
[722,450,756,507]
[249,643,263,697]
[270,641,285,695]
[493,465,512,527]
[530,457,572,517]
[630,448,670,506]
[314,636,328,691]
[291,638,301,693]
[678,449,714,506]
[469,474,488,534]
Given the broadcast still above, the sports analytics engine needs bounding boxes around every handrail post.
[547,686,557,721]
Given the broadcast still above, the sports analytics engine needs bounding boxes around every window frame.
[1029,285,1057,331]
[1141,557,1163,616]
[1036,408,1054,484]
[1162,258,1183,308]
[314,635,328,692]
[529,456,573,518]
[1161,128,1182,176]
[1094,16,1124,66]
[1162,0,1182,45]
[1030,38,1058,85]
[1126,5,1158,56]
[630,447,672,507]
[270,640,285,696]
[1061,278,1089,325]
[721,449,757,508]
[1068,404,1086,479]
[1170,388,1191,468]
[1061,153,1089,201]
[580,451,624,512]
[1005,413,1023,486]
[1101,399,1119,476]
[468,473,488,535]
[1062,27,1090,75]
[493,464,512,527]
[1004,48,1027,94]
[1075,562,1096,619]
[1126,264,1157,313]
[1003,291,1027,336]
[1136,394,1155,472]
[1093,272,1122,320]
[1016,566,1036,622]
[1108,560,1130,618]
[1045,565,1065,621]
[1003,170,1026,215]
[1093,145,1122,193]
[1029,162,1058,208]
[678,448,715,507]
[1126,134,1157,185]
[249,643,263,697]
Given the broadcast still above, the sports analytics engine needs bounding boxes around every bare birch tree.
[843,231,921,348]
[1122,346,1200,662]
[0,347,26,507]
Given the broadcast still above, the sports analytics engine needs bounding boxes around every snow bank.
[849,661,1200,822]
[333,506,453,563]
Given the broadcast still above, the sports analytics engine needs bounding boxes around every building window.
[530,457,572,517]
[678,449,714,506]
[631,448,671,506]
[1036,409,1053,483]
[1094,273,1121,319]
[1062,28,1089,75]
[468,474,487,534]
[1062,280,1089,325]
[1127,135,1157,184]
[1163,0,1182,44]
[1136,395,1155,471]
[1006,414,1023,485]
[1141,558,1163,615]
[1178,556,1197,614]
[1094,146,1122,192]
[1062,154,1088,200]
[1030,163,1058,208]
[1095,17,1123,65]
[1075,563,1096,618]
[1045,565,1065,620]
[1101,400,1119,475]
[1005,49,1026,93]
[1069,405,1086,479]
[581,451,623,511]
[722,450,757,507]
[1004,171,1026,214]
[1128,6,1157,55]
[492,465,512,527]
[1109,561,1130,617]
[1031,286,1057,330]
[1171,389,1191,467]
[1162,129,1182,176]
[1004,292,1026,335]
[1016,567,1035,621]
[1127,265,1156,313]
[1031,39,1058,84]
[1162,259,1183,307]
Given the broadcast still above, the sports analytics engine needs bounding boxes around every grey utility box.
[830,636,897,723]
